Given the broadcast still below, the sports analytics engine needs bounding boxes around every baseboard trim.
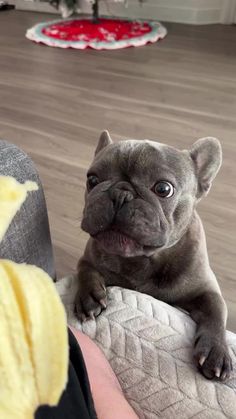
[12,0,59,13]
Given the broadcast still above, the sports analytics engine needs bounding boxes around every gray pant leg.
[0,141,56,279]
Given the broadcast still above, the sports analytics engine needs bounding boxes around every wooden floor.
[0,11,236,330]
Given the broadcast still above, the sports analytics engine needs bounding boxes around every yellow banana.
[0,176,38,242]
[0,176,69,419]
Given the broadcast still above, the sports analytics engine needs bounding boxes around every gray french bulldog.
[75,131,232,381]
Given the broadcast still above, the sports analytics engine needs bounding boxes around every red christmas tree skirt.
[26,18,167,50]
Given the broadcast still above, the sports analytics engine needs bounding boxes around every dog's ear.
[95,130,113,155]
[190,137,222,198]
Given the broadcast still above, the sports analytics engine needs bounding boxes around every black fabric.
[35,330,97,419]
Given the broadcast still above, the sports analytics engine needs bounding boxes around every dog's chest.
[98,253,184,303]
[99,254,152,288]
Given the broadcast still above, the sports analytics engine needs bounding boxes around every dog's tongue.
[95,230,141,257]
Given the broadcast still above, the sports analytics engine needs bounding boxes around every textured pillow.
[56,276,236,419]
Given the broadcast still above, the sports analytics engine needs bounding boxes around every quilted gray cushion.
[56,276,236,419]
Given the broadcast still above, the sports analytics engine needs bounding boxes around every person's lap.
[36,329,97,419]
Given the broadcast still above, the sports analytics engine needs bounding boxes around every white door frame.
[221,0,236,23]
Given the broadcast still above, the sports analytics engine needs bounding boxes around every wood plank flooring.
[0,11,236,330]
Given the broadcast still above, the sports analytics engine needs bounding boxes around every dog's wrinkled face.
[81,132,222,257]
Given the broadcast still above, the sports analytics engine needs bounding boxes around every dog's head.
[81,131,222,257]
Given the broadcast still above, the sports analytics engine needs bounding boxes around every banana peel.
[0,176,69,419]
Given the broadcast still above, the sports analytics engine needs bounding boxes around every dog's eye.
[87,175,100,191]
[153,181,174,198]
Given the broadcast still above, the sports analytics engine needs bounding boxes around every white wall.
[79,0,225,24]
[220,0,236,23]
[14,0,236,24]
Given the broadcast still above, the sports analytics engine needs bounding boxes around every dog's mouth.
[93,226,157,257]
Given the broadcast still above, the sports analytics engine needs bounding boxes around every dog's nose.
[110,183,134,211]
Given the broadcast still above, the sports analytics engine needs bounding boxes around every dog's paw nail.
[88,311,95,320]
[91,314,95,321]
[221,372,227,381]
[214,368,221,378]
[81,313,87,323]
[199,356,206,366]
[100,299,107,308]
[101,284,106,292]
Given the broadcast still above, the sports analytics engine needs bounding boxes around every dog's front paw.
[74,279,107,322]
[194,334,232,381]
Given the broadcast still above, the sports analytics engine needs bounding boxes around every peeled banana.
[0,176,69,419]
[0,176,38,242]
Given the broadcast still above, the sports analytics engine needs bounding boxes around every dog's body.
[75,131,232,380]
